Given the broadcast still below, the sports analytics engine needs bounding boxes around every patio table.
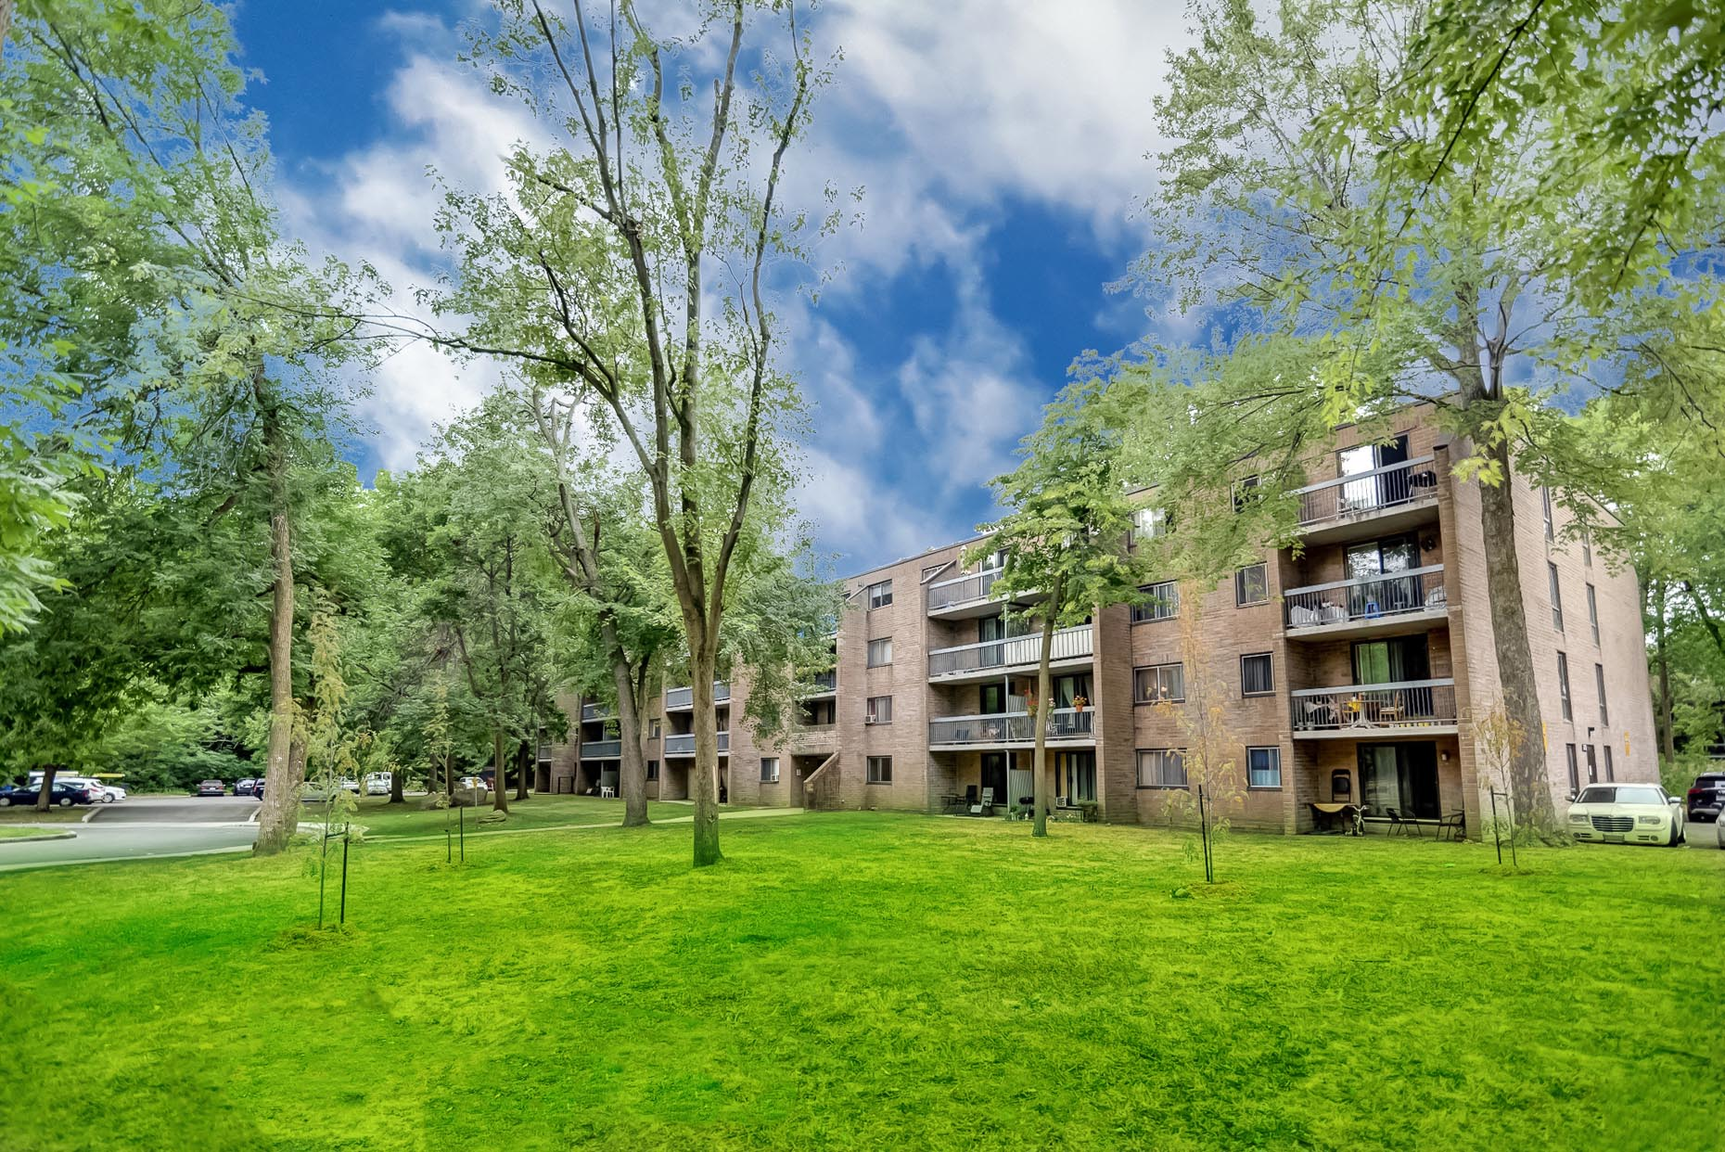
[1310,801,1362,835]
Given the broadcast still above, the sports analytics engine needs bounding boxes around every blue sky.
[231,1,1191,573]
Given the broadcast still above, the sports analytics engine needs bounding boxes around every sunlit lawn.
[320,793,704,840]
[0,805,88,824]
[0,812,1719,1150]
[0,827,71,840]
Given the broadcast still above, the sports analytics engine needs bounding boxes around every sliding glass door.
[1357,743,1439,819]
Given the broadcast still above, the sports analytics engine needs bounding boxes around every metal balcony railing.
[578,739,622,760]
[927,623,1093,679]
[927,567,1003,611]
[929,708,1095,746]
[580,702,611,722]
[803,670,837,695]
[1290,678,1457,732]
[663,681,730,711]
[1284,565,1446,629]
[662,731,730,757]
[1296,456,1437,527]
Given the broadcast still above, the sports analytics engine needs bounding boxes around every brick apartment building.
[542,408,1658,836]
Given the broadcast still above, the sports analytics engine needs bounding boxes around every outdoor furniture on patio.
[970,787,995,817]
[1310,801,1361,835]
[939,792,963,814]
[599,785,615,798]
[1344,696,1370,727]
[1302,700,1340,729]
[1438,811,1467,841]
[1386,808,1419,836]
[1374,693,1405,725]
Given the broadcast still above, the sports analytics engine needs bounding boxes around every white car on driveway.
[1568,783,1686,846]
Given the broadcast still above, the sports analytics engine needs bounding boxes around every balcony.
[578,738,622,760]
[664,681,731,711]
[929,708,1095,749]
[927,623,1094,685]
[801,670,837,698]
[662,731,731,758]
[789,723,837,752]
[1284,565,1448,640]
[927,567,1004,618]
[1296,456,1439,543]
[580,701,612,722]
[1290,679,1458,739]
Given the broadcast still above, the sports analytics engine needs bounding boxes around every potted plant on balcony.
[1071,694,1088,713]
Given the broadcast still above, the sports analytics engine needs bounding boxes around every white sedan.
[1568,783,1686,846]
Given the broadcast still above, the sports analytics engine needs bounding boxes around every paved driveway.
[0,795,260,872]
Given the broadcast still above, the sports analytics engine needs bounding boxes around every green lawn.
[0,805,87,823]
[0,813,1719,1150]
[320,793,703,839]
[0,826,71,841]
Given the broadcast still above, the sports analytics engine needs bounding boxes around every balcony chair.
[1374,693,1405,725]
[970,787,995,817]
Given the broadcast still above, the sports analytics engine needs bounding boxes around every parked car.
[339,777,360,794]
[196,779,227,797]
[30,774,123,802]
[0,780,93,808]
[243,778,266,798]
[234,778,257,796]
[1568,783,1686,846]
[364,772,391,796]
[1685,772,1725,823]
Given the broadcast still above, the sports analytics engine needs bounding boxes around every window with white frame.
[867,637,893,667]
[1137,748,1188,788]
[1130,506,1167,544]
[1247,746,1282,789]
[1542,487,1555,540]
[1236,562,1269,606]
[1557,651,1572,720]
[867,755,892,784]
[1134,663,1185,704]
[1549,562,1564,631]
[866,695,893,725]
[1595,663,1609,726]
[865,579,893,610]
[650,719,661,739]
[760,757,780,783]
[1234,474,1260,512]
[1241,653,1274,696]
[1586,583,1599,644]
[1131,581,1179,623]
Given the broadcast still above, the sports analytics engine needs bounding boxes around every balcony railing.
[1285,565,1446,629]
[928,623,1093,679]
[664,681,730,711]
[803,670,837,695]
[662,731,731,757]
[580,702,611,722]
[1290,678,1457,732]
[1296,456,1437,528]
[929,708,1095,746]
[927,567,1003,611]
[579,739,622,760]
[791,723,837,748]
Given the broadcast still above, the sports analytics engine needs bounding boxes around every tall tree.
[400,0,833,866]
[977,377,1148,836]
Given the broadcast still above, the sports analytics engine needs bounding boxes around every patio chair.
[970,787,994,817]
[1386,808,1419,837]
[1375,693,1405,724]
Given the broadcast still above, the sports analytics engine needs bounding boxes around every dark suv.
[1687,771,1725,823]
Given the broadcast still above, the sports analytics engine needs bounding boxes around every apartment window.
[1582,528,1592,567]
[1584,744,1598,784]
[1241,653,1274,696]
[1131,581,1180,623]
[650,719,661,739]
[865,579,893,610]
[1135,663,1185,704]
[1595,663,1609,727]
[867,755,892,784]
[1137,748,1188,788]
[920,564,946,581]
[760,757,780,784]
[867,637,893,667]
[866,695,893,725]
[1542,487,1555,540]
[1556,651,1572,720]
[1130,506,1167,544]
[646,760,659,782]
[1247,746,1282,789]
[1603,744,1615,782]
[1234,474,1260,512]
[1235,563,1269,606]
[1586,583,1599,644]
[1549,562,1564,631]
[1566,744,1580,795]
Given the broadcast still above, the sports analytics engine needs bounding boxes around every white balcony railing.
[1290,678,1457,732]
[1296,456,1437,527]
[579,738,622,760]
[929,708,1095,746]
[927,567,1003,611]
[664,682,731,711]
[662,731,730,757]
[1285,565,1446,629]
[927,623,1093,679]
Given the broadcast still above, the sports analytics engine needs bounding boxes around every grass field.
[0,812,1719,1150]
[321,794,704,840]
[0,805,87,823]
[0,826,72,841]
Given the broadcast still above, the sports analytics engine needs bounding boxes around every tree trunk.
[514,739,530,802]
[33,763,58,813]
[689,650,722,867]
[1475,439,1558,834]
[1655,579,1677,762]
[254,392,301,856]
[0,1,14,59]
[491,729,509,813]
[388,766,405,805]
[1031,600,1055,838]
[606,625,650,827]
